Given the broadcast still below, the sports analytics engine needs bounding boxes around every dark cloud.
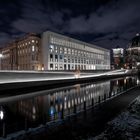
[0,0,140,49]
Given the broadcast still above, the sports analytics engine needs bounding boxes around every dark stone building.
[126,33,140,69]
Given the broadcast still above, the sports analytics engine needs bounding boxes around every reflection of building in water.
[18,97,42,121]
[111,78,124,96]
[46,81,110,121]
[111,77,136,96]
[7,77,137,124]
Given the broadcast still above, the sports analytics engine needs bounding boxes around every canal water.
[0,76,140,139]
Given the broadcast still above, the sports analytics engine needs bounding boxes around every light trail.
[0,69,131,84]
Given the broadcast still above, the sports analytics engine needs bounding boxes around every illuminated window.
[60,47,63,53]
[64,48,67,54]
[55,46,58,53]
[32,46,35,52]
[72,49,74,55]
[68,48,71,54]
[75,50,77,55]
[49,45,54,52]
[55,64,58,70]
[32,40,35,43]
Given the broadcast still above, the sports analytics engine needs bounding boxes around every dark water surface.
[0,76,140,139]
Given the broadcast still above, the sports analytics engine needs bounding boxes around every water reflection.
[0,76,139,137]
[0,107,4,120]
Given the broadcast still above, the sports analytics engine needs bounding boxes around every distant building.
[126,33,140,69]
[112,47,124,69]
[0,31,110,71]
[0,33,41,70]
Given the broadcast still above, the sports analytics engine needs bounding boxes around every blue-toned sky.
[0,0,140,49]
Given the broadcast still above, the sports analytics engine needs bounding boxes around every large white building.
[42,31,110,71]
[0,31,110,71]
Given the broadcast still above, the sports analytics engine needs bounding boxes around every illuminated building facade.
[0,33,41,70]
[0,31,110,71]
[126,33,140,68]
[42,31,110,70]
[112,47,124,69]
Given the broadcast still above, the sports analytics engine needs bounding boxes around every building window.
[55,64,58,70]
[72,49,74,55]
[32,46,35,52]
[64,64,66,70]
[50,64,53,70]
[50,54,53,61]
[36,55,38,61]
[60,47,63,53]
[72,65,74,69]
[72,59,74,63]
[32,66,35,70]
[75,57,77,63]
[75,50,77,55]
[68,48,71,54]
[60,55,63,60]
[64,55,67,62]
[32,40,35,43]
[49,45,54,52]
[55,55,58,62]
[55,46,58,53]
[68,56,70,63]
[78,59,80,63]
[59,64,63,70]
[64,48,67,54]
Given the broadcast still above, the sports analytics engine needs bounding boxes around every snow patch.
[92,95,140,140]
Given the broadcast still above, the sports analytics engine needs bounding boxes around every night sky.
[0,0,140,49]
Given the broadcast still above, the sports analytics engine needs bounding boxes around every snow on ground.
[91,96,140,140]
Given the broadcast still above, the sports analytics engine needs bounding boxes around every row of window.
[49,63,109,70]
[49,45,108,59]
[49,54,109,65]
[2,54,39,64]
[50,36,105,54]
[17,39,39,48]
[18,45,39,55]
[1,46,39,59]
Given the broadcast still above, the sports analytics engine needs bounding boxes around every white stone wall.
[42,31,110,70]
